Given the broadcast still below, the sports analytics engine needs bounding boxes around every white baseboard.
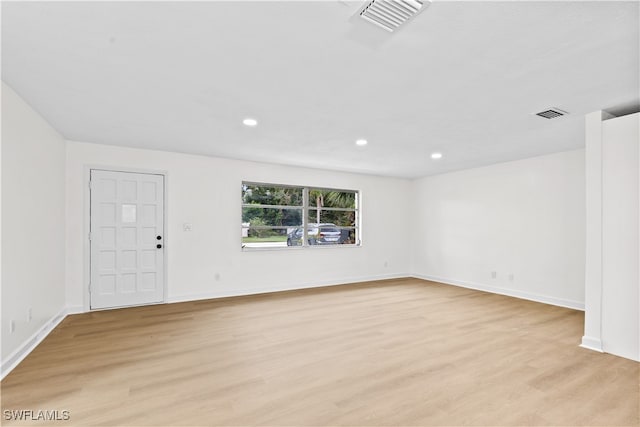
[65,305,85,315]
[580,336,604,352]
[1,306,69,381]
[168,273,410,304]
[412,274,585,311]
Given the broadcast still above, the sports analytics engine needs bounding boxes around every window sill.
[241,244,362,252]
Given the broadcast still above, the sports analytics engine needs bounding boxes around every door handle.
[157,235,162,240]
[156,244,162,249]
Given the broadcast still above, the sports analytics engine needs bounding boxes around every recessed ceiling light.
[356,139,368,146]
[243,118,258,127]
[431,152,443,159]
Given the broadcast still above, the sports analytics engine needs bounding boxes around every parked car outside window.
[287,223,342,246]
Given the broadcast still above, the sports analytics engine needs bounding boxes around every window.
[242,182,360,249]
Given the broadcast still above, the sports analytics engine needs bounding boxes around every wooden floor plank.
[2,278,638,426]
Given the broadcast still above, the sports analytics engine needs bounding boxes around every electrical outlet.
[491,271,497,279]
[183,223,192,232]
[9,320,15,334]
[384,261,388,268]
[508,274,514,282]
[27,308,32,322]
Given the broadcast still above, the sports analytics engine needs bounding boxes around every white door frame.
[83,165,169,312]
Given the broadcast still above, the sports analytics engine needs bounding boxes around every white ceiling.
[2,1,638,178]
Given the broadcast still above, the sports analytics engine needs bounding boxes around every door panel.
[90,170,164,309]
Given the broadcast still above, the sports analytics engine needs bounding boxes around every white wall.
[411,150,586,309]
[65,141,412,309]
[582,111,614,351]
[600,113,639,361]
[1,83,67,367]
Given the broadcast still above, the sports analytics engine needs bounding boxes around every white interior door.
[90,170,165,309]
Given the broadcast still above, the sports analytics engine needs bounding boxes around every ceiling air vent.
[536,108,568,119]
[360,0,428,32]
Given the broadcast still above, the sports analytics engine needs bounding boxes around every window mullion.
[241,203,303,210]
[302,187,309,247]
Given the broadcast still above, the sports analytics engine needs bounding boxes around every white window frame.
[241,182,360,250]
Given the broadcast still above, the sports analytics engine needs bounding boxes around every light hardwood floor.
[2,278,638,426]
